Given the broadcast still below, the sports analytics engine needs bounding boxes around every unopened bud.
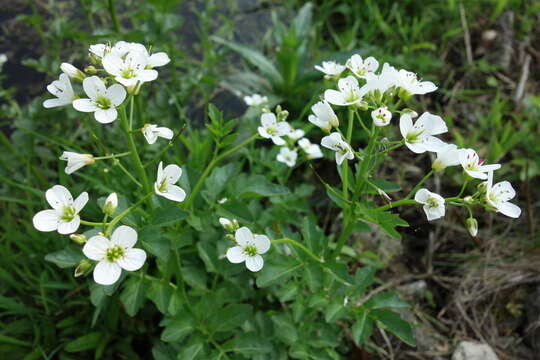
[225,234,236,242]
[103,192,118,216]
[464,196,473,204]
[219,217,239,232]
[355,101,368,111]
[402,108,418,118]
[466,218,478,237]
[477,181,488,193]
[61,63,85,81]
[84,65,97,75]
[70,233,87,244]
[74,259,92,277]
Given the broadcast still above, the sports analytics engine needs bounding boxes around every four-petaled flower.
[346,55,379,79]
[154,161,186,202]
[314,61,345,77]
[258,112,291,145]
[414,188,445,221]
[486,171,521,218]
[226,227,271,272]
[276,147,298,167]
[142,123,174,144]
[321,132,354,165]
[458,148,501,180]
[396,69,437,96]
[83,225,147,285]
[103,50,158,87]
[43,74,76,108]
[33,185,88,234]
[298,138,323,159]
[308,100,339,132]
[371,107,392,127]
[73,76,126,123]
[60,151,95,175]
[244,94,268,106]
[400,112,447,153]
[324,76,364,106]
[432,144,461,172]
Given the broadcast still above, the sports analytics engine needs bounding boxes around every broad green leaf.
[196,241,219,273]
[210,304,252,333]
[347,266,375,297]
[352,311,373,345]
[356,205,409,239]
[150,204,188,226]
[119,276,147,317]
[371,309,416,347]
[324,301,347,323]
[64,332,103,352]
[364,292,409,310]
[271,314,298,345]
[161,315,194,342]
[256,260,303,288]
[238,175,289,198]
[222,332,272,356]
[44,246,83,268]
[177,340,205,360]
[301,216,325,255]
[324,262,353,286]
[140,226,170,261]
[203,163,236,202]
[147,281,173,314]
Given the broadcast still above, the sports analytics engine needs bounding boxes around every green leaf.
[347,266,375,297]
[44,246,83,268]
[301,216,325,255]
[203,163,236,202]
[222,332,272,356]
[364,292,409,310]
[271,314,298,345]
[352,311,373,345]
[140,226,170,261]
[371,309,416,346]
[147,281,172,314]
[292,2,313,39]
[177,341,205,360]
[196,241,219,273]
[161,316,194,342]
[119,276,147,317]
[209,304,252,333]
[64,332,103,352]
[356,205,409,239]
[238,175,289,198]
[324,262,353,286]
[150,204,188,226]
[256,260,303,288]
[324,301,347,323]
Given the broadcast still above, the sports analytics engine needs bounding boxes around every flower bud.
[103,192,118,216]
[219,217,239,232]
[225,233,236,242]
[84,65,97,75]
[70,233,87,244]
[402,108,418,118]
[464,196,473,204]
[355,101,369,111]
[60,63,85,81]
[371,106,392,127]
[465,217,478,237]
[74,259,92,277]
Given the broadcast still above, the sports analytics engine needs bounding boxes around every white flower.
[288,129,305,140]
[72,76,126,124]
[226,227,271,272]
[60,63,85,81]
[89,43,108,58]
[359,62,400,96]
[219,217,239,232]
[324,76,364,106]
[0,54,7,68]
[486,171,521,218]
[458,148,501,179]
[33,185,88,234]
[43,74,76,108]
[142,123,174,144]
[400,112,448,153]
[414,188,445,221]
[396,69,437,95]
[314,61,345,77]
[102,50,158,87]
[276,147,298,167]
[103,192,118,215]
[91,42,170,69]
[83,225,146,285]
[321,132,354,165]
[218,198,228,204]
[432,144,461,172]
[308,100,339,131]
[371,107,392,127]
[59,152,95,175]
[257,112,291,145]
[154,161,186,202]
[298,138,323,159]
[346,55,379,78]
[244,94,268,106]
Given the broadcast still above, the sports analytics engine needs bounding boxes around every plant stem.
[115,160,143,188]
[272,238,323,263]
[457,179,469,197]
[404,169,434,200]
[107,0,120,33]
[93,152,131,160]
[106,192,153,236]
[377,199,418,211]
[80,220,108,227]
[173,249,192,312]
[342,109,355,199]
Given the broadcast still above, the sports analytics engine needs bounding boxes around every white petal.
[245,255,264,272]
[149,52,170,67]
[102,54,123,76]
[58,216,80,234]
[157,161,164,183]
[497,202,521,218]
[73,192,89,212]
[82,76,106,100]
[323,89,346,106]
[226,246,247,264]
[163,164,182,184]
[106,84,127,106]
[465,169,488,180]
[158,184,186,202]
[32,210,59,232]
[46,185,73,210]
[261,113,277,127]
[404,141,426,154]
[422,136,447,152]
[111,225,138,248]
[414,189,430,204]
[235,227,253,247]
[117,248,146,271]
[94,108,118,124]
[73,99,99,113]
[253,235,271,254]
[137,69,158,82]
[399,114,413,139]
[157,127,174,140]
[93,261,122,285]
[271,136,286,146]
[83,235,110,261]
[43,98,64,108]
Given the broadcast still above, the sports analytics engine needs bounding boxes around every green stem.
[272,238,323,263]
[404,169,434,200]
[80,220,108,227]
[173,249,192,312]
[107,0,120,33]
[377,199,418,211]
[457,179,469,198]
[93,152,131,160]
[342,109,354,199]
[115,160,143,188]
[106,192,153,236]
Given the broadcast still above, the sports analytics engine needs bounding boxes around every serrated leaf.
[119,276,147,317]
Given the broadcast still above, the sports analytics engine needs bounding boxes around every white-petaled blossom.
[142,123,174,144]
[219,217,239,232]
[154,161,186,202]
[414,188,445,221]
[360,62,400,96]
[308,100,339,131]
[288,129,305,140]
[399,112,448,153]
[83,225,146,285]
[298,138,323,159]
[346,55,379,79]
[103,192,118,216]
[90,42,169,69]
[243,94,268,106]
[43,74,76,108]
[102,50,158,87]
[459,148,501,180]
[0,54,7,68]
[321,132,354,165]
[72,76,126,124]
[324,76,364,106]
[314,61,346,77]
[226,227,271,272]
[371,107,392,127]
[258,112,291,145]
[59,151,95,175]
[33,185,88,234]
[396,69,437,95]
[276,147,298,167]
[486,171,521,218]
[432,144,461,172]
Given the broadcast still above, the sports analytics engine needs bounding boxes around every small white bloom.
[142,123,174,144]
[154,161,186,202]
[321,132,354,165]
[103,192,118,216]
[226,227,271,272]
[324,76,364,106]
[59,151,95,175]
[359,62,400,96]
[276,147,298,167]
[414,188,445,221]
[314,61,345,77]
[288,129,305,140]
[346,55,379,78]
[218,197,228,204]
[102,50,158,87]
[396,69,437,95]
[83,225,146,285]
[219,217,239,232]
[0,54,7,68]
[89,43,108,58]
[459,149,501,180]
[33,185,88,234]
[244,94,268,106]
[371,107,392,127]
[400,112,448,154]
[432,144,461,172]
[43,74,76,109]
[486,171,521,218]
[298,138,323,159]
[258,112,291,145]
[72,76,126,124]
[308,100,339,131]
[60,63,85,81]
